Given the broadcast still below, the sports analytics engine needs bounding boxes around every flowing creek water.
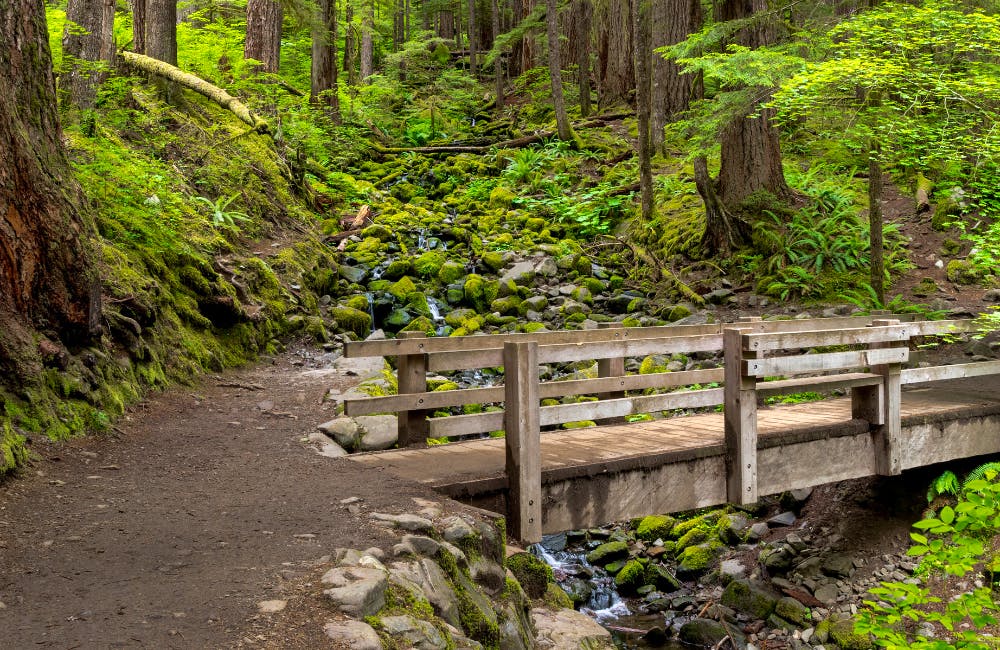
[534,534,691,649]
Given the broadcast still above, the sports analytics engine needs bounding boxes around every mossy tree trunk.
[715,0,788,208]
[311,0,342,122]
[492,0,504,112]
[62,0,116,108]
[869,140,885,305]
[0,0,102,381]
[245,0,282,73]
[129,0,146,54]
[360,0,374,82]
[545,0,573,141]
[632,0,654,222]
[468,0,478,75]
[570,0,593,117]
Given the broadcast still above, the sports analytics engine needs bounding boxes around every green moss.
[463,274,499,312]
[490,296,522,315]
[830,618,873,650]
[331,306,371,338]
[480,251,505,272]
[488,186,516,209]
[521,322,547,333]
[639,355,668,375]
[587,541,629,565]
[543,582,573,609]
[437,261,466,284]
[383,259,412,280]
[0,421,28,475]
[668,305,692,322]
[614,559,647,593]
[675,525,711,554]
[345,294,370,311]
[635,515,675,541]
[414,251,446,278]
[946,259,982,285]
[382,583,435,619]
[676,542,720,574]
[561,420,596,429]
[388,276,418,301]
[506,552,552,599]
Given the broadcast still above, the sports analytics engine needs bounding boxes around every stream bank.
[534,465,996,650]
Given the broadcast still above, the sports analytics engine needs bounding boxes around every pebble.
[257,599,287,613]
[293,533,317,539]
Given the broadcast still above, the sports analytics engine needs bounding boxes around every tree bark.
[716,0,788,207]
[632,0,653,221]
[311,0,341,122]
[650,0,700,151]
[63,0,116,108]
[696,156,747,253]
[546,0,573,141]
[492,0,504,112]
[245,0,282,73]
[574,0,593,117]
[343,0,356,82]
[0,0,101,381]
[869,140,885,305]
[595,0,633,109]
[360,0,374,82]
[468,0,478,75]
[130,0,146,54]
[145,0,177,65]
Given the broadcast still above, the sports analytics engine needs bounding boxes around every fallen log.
[119,51,269,134]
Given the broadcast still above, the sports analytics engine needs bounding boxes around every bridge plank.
[901,360,1000,384]
[756,372,882,396]
[743,347,909,377]
[504,342,542,543]
[741,325,909,352]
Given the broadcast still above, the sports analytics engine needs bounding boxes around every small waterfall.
[427,296,447,336]
[364,292,377,328]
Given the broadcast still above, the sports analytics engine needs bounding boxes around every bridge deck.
[347,381,1000,501]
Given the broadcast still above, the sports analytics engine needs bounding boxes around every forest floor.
[1,179,997,649]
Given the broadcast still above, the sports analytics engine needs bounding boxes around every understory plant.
[855,467,1000,648]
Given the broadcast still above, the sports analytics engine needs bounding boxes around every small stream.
[534,535,689,649]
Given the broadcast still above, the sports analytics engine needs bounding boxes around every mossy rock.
[437,261,466,285]
[672,511,722,539]
[490,296,522,316]
[445,308,477,328]
[561,420,596,429]
[331,306,371,338]
[574,255,593,276]
[946,259,983,285]
[639,355,669,375]
[480,251,505,272]
[361,223,393,241]
[506,552,552,599]
[489,186,516,209]
[667,304,692,322]
[580,277,606,294]
[676,543,720,577]
[622,316,642,327]
[912,277,939,297]
[463,274,499,312]
[401,316,435,335]
[932,198,962,231]
[344,294,370,311]
[720,579,780,619]
[646,564,682,593]
[635,515,675,541]
[405,291,432,317]
[586,541,629,565]
[524,217,547,232]
[383,258,413,280]
[385,308,413,328]
[675,525,710,554]
[571,286,594,306]
[543,582,573,609]
[388,276,418,301]
[614,559,647,593]
[521,322,548,334]
[829,617,873,650]
[414,251,446,278]
[940,239,962,256]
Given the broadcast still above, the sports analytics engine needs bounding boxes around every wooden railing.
[342,315,999,541]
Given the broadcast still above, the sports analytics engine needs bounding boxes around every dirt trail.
[0,345,438,649]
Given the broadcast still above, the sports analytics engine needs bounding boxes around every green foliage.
[192,194,249,229]
[856,466,1000,647]
[927,471,960,504]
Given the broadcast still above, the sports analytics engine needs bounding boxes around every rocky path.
[0,344,449,649]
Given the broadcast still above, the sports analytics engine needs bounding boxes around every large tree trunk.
[360,0,374,82]
[468,0,478,75]
[546,0,573,141]
[0,0,101,382]
[716,0,788,206]
[146,0,177,65]
[245,0,282,73]
[63,0,116,108]
[632,0,653,221]
[130,0,146,54]
[869,141,885,305]
[650,0,700,151]
[595,0,633,109]
[492,0,504,112]
[570,0,592,117]
[311,0,342,122]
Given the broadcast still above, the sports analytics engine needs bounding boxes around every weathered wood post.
[871,318,904,475]
[596,322,625,424]
[396,331,429,447]
[723,326,759,505]
[504,341,542,543]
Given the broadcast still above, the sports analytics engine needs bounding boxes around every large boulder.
[532,608,614,649]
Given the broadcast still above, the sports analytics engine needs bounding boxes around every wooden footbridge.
[342,314,1000,542]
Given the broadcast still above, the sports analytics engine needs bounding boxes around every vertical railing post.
[596,322,625,424]
[723,327,758,504]
[396,331,429,447]
[871,318,903,475]
[504,341,542,543]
